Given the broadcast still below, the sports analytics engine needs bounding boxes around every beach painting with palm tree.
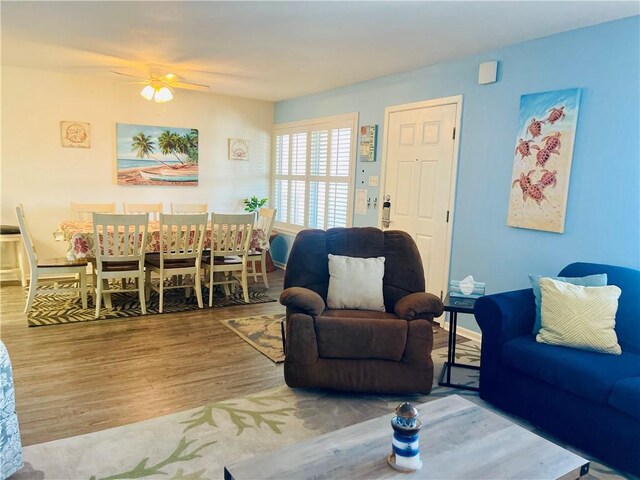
[116,123,199,186]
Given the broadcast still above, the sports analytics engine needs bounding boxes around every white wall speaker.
[478,61,498,85]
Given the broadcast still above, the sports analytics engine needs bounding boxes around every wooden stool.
[0,225,26,286]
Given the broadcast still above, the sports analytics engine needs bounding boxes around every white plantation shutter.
[274,179,288,223]
[290,180,306,226]
[308,181,326,229]
[330,128,351,177]
[310,130,328,176]
[327,182,349,228]
[272,114,356,232]
[290,133,307,176]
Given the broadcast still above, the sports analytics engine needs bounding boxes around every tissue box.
[449,279,485,299]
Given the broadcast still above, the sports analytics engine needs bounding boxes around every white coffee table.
[224,395,589,479]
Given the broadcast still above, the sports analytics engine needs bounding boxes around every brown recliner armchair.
[279,227,444,394]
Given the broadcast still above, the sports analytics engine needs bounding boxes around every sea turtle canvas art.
[507,88,581,233]
[116,123,199,186]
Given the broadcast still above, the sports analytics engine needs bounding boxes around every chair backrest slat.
[171,203,208,214]
[159,213,208,264]
[255,208,277,250]
[71,202,116,221]
[92,213,148,267]
[255,207,275,231]
[15,204,38,269]
[211,213,255,257]
[123,202,163,221]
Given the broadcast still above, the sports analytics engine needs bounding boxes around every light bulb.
[154,86,173,103]
[140,85,155,101]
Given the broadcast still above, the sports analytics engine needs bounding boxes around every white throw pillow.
[326,254,386,311]
[537,277,622,355]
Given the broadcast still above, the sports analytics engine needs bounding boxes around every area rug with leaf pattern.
[26,285,276,327]
[12,342,628,480]
[220,314,286,363]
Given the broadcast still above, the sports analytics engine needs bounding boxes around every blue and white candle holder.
[387,402,423,472]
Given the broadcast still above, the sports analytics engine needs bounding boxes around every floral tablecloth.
[54,221,268,260]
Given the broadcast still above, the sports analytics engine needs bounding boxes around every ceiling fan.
[111,70,210,103]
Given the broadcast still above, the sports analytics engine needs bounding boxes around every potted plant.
[243,196,268,213]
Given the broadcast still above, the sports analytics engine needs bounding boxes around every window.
[272,113,357,232]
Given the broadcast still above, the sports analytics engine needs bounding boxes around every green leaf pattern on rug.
[87,381,295,479]
[89,437,216,480]
[170,468,208,479]
[437,341,481,363]
[182,394,294,435]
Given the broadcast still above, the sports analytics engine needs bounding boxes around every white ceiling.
[2,1,638,102]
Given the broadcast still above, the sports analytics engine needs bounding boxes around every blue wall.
[273,17,640,330]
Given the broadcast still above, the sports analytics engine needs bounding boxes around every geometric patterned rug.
[26,285,276,327]
[221,314,286,363]
[220,314,481,369]
[12,343,627,480]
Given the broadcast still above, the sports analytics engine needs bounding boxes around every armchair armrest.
[279,287,325,316]
[473,289,535,344]
[394,292,444,320]
[474,288,535,398]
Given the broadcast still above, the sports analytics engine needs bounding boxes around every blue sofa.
[474,262,640,475]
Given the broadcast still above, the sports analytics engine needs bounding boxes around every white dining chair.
[71,202,116,221]
[144,213,207,313]
[123,202,163,221]
[202,212,254,305]
[16,204,88,313]
[92,213,148,319]
[247,207,277,289]
[171,203,208,214]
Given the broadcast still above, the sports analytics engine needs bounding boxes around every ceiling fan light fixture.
[140,85,155,101]
[154,86,173,103]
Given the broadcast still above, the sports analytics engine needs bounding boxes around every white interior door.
[381,99,460,299]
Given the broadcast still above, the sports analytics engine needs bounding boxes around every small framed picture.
[229,138,249,161]
[359,125,377,162]
[61,121,90,148]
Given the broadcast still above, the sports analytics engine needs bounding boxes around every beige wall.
[1,66,273,262]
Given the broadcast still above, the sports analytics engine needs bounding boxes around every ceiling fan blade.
[111,71,148,81]
[170,81,210,92]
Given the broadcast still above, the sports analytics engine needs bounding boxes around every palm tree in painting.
[182,129,199,163]
[131,132,175,169]
[132,132,155,158]
[158,130,186,165]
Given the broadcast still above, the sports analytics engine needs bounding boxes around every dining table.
[54,220,269,261]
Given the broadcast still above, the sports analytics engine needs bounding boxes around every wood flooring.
[0,269,464,446]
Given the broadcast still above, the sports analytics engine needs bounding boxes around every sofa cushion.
[608,377,640,421]
[537,278,622,355]
[559,263,640,354]
[320,309,398,320]
[315,315,407,361]
[327,255,386,311]
[502,336,640,404]
[529,273,607,334]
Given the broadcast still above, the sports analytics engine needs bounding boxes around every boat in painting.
[139,168,198,182]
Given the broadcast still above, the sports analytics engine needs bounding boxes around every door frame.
[378,95,463,298]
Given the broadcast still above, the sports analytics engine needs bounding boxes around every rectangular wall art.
[507,88,581,233]
[116,123,199,186]
[359,125,377,162]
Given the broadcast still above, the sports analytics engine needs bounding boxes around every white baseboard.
[272,260,287,270]
[437,319,482,343]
